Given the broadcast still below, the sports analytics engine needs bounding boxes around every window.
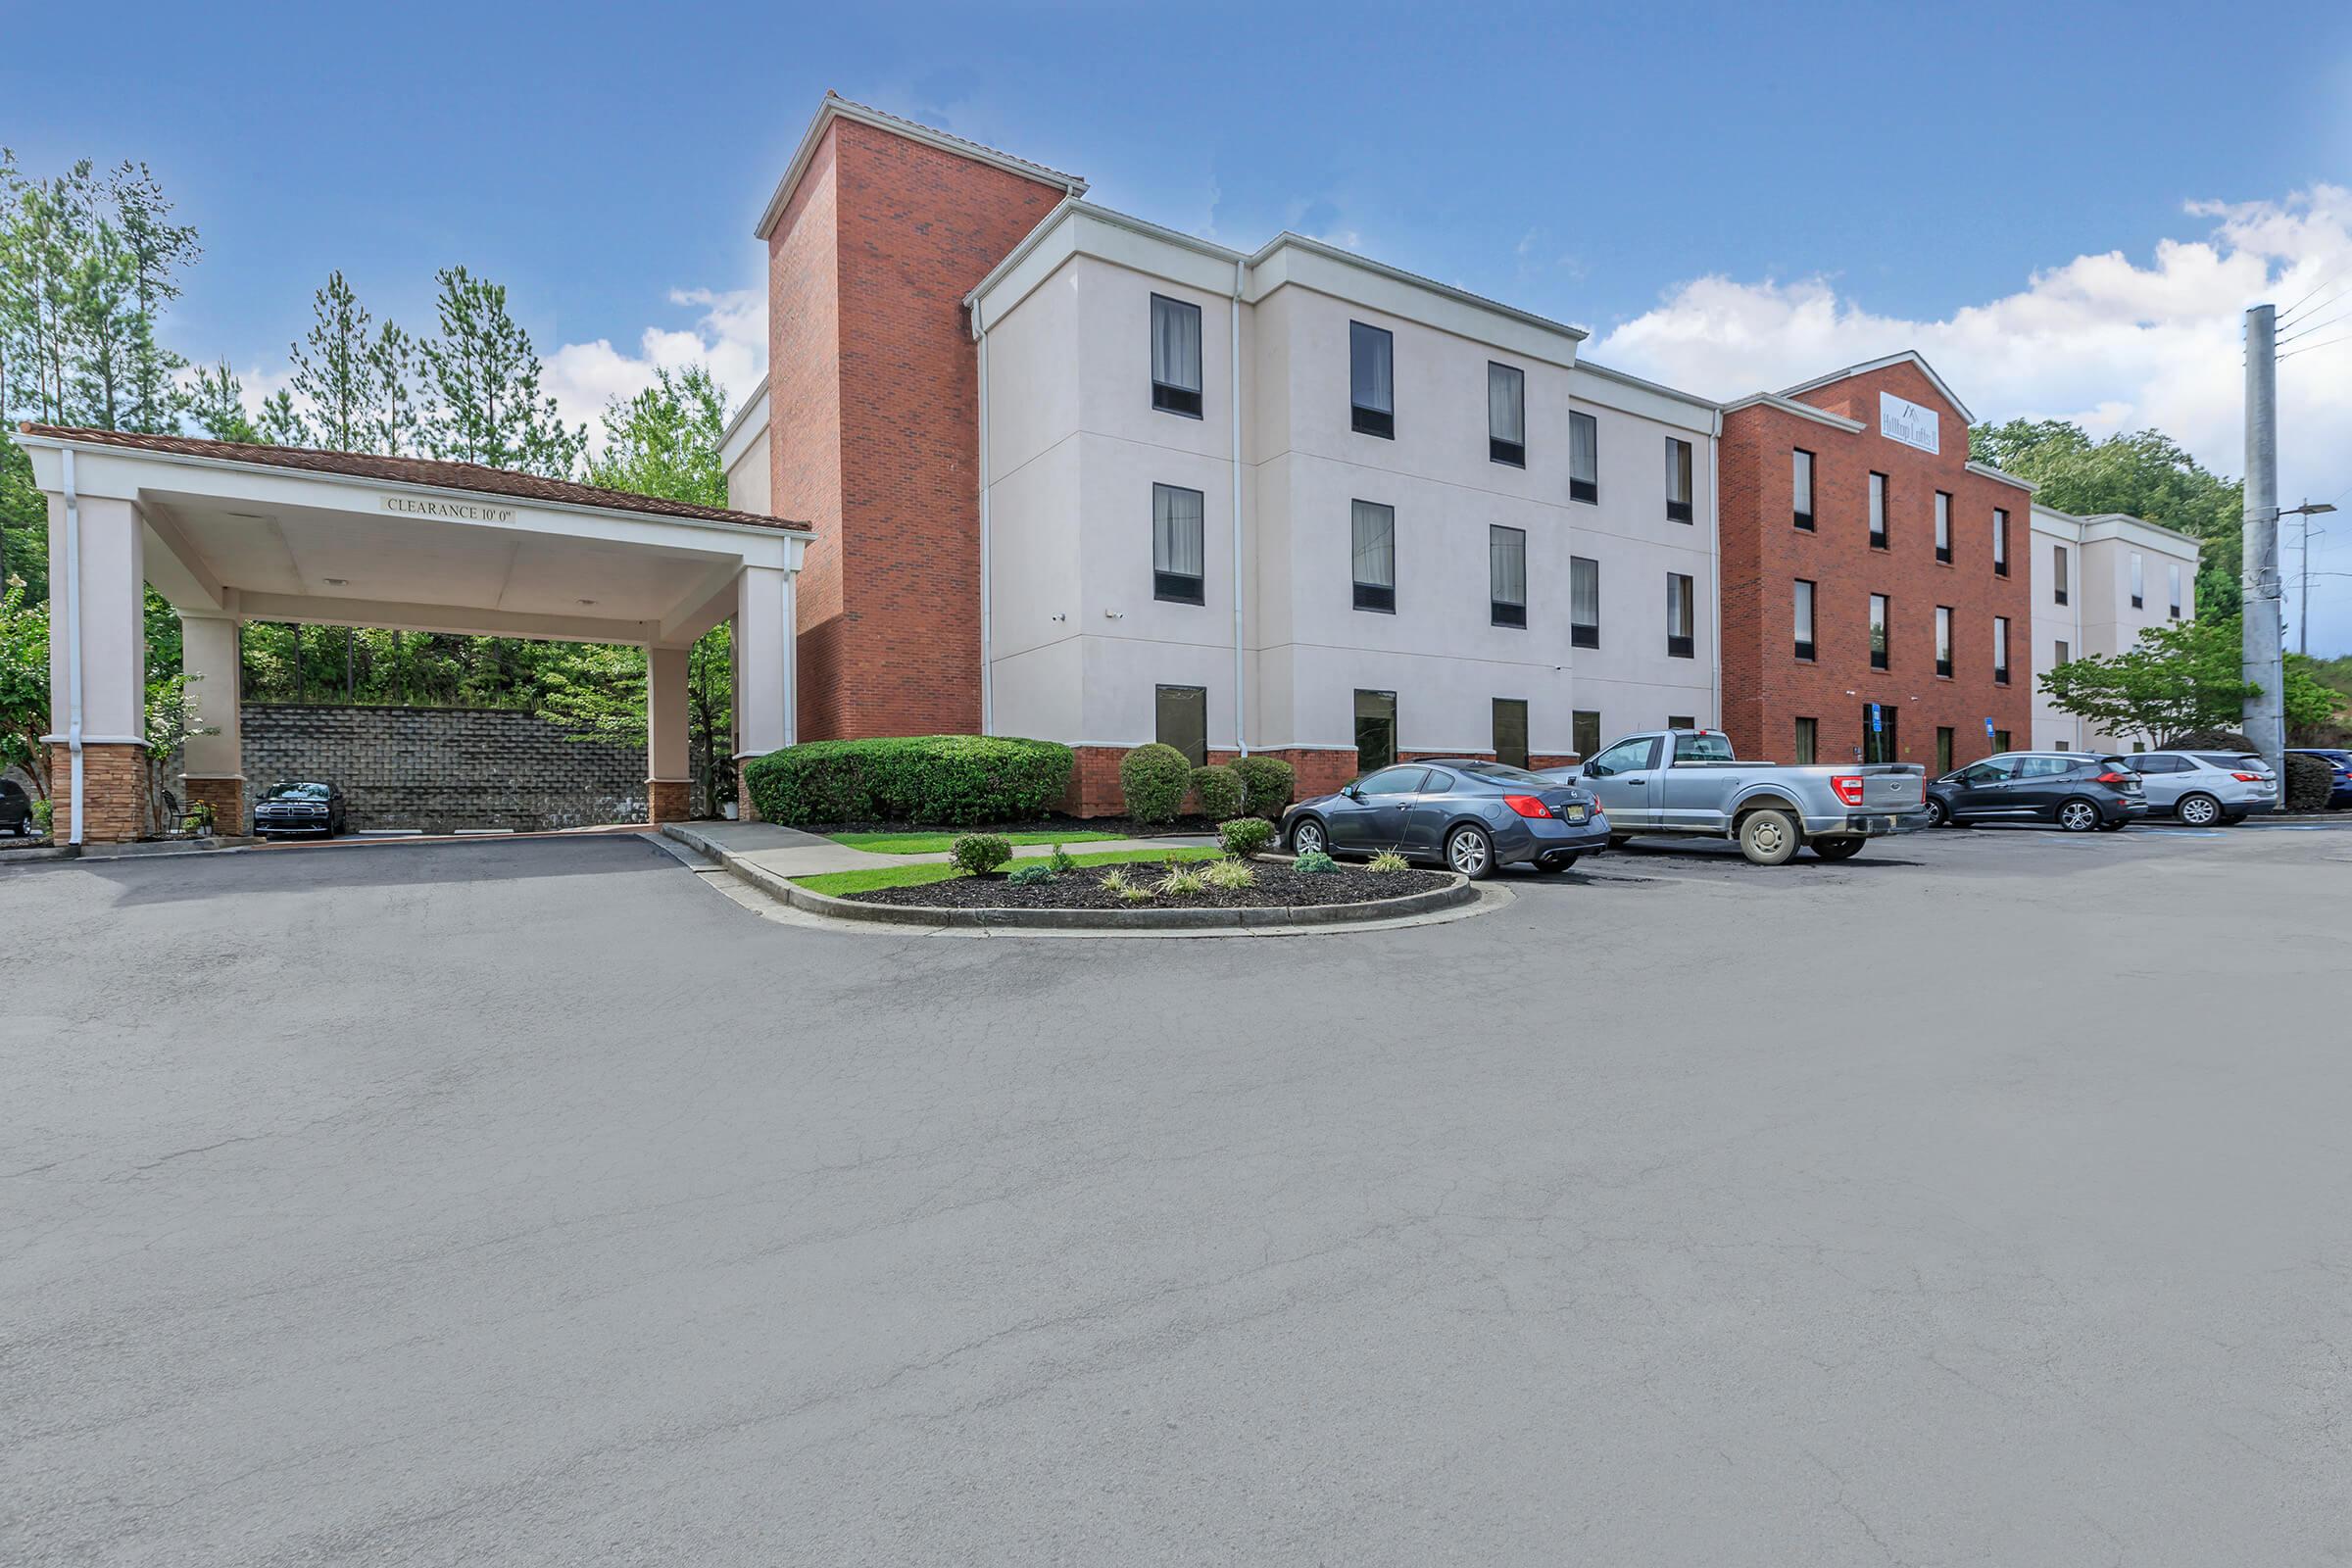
[2131,552,2144,609]
[1993,615,2011,685]
[2169,562,2181,618]
[1490,525,1528,627]
[1155,684,1207,768]
[1666,573,1695,659]
[1665,437,1693,523]
[1355,764,1426,795]
[1149,294,1202,417]
[1353,689,1397,771]
[1993,509,2010,576]
[2054,639,2070,665]
[1861,702,1898,764]
[1869,593,1889,669]
[1588,736,1658,775]
[1349,320,1394,438]
[1350,500,1396,612]
[1793,716,1817,764]
[1569,411,1598,503]
[1572,710,1603,760]
[1991,728,2011,754]
[1493,698,1529,769]
[1869,472,1889,549]
[2052,543,2068,605]
[1792,449,1815,530]
[1152,482,1206,605]
[1935,492,1952,563]
[1570,556,1599,648]
[1488,363,1525,466]
[1792,578,1816,661]
[1936,606,1953,677]
[1667,716,1698,734]
[1936,726,1953,775]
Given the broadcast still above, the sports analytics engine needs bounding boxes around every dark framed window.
[2053,543,2069,605]
[1935,491,1952,563]
[1993,508,2010,576]
[1490,525,1527,628]
[1149,293,1203,417]
[1666,572,1695,660]
[2055,639,2070,665]
[1991,728,2011,754]
[1569,411,1598,504]
[1792,449,1815,530]
[1570,556,1599,648]
[1488,362,1525,466]
[1792,578,1815,661]
[1667,714,1695,731]
[1349,320,1394,438]
[1936,606,1953,677]
[1862,702,1898,765]
[1793,716,1817,765]
[1354,689,1397,772]
[1993,615,2011,685]
[1350,500,1396,613]
[1868,472,1889,550]
[2168,563,2181,618]
[1493,698,1529,769]
[1572,709,1602,760]
[2130,552,2144,609]
[1869,593,1889,670]
[1152,482,1206,605]
[1665,437,1693,523]
[1155,684,1207,768]
[1936,727,1953,775]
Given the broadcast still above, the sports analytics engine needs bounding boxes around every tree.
[2040,613,2342,747]
[586,366,729,506]
[367,320,421,457]
[1970,419,2245,617]
[180,361,259,442]
[258,387,311,446]
[0,578,50,795]
[418,266,584,477]
[288,270,372,451]
[108,161,199,434]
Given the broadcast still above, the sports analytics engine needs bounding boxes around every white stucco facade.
[2029,505,2200,752]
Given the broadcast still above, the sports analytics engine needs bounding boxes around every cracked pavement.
[3,825,2349,1564]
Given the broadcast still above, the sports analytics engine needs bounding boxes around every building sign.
[379,493,516,523]
[1879,391,1939,455]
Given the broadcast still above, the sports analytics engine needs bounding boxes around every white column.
[177,612,243,782]
[647,645,691,783]
[47,492,148,747]
[733,564,795,759]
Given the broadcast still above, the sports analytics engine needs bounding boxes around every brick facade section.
[47,742,148,843]
[181,775,244,832]
[769,119,1069,743]
[646,779,690,822]
[1719,361,2034,772]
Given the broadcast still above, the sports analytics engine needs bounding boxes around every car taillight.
[1830,774,1865,807]
[1503,795,1552,819]
[2092,771,2131,784]
[2231,772,2263,782]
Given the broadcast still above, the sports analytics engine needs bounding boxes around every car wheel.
[1812,837,1865,860]
[2176,792,2223,827]
[1924,797,1949,829]
[2056,798,2102,833]
[1738,808,1799,866]
[1288,817,1327,857]
[1445,824,1494,880]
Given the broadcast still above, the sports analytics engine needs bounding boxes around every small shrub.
[1190,763,1246,821]
[1049,843,1078,874]
[1154,864,1209,896]
[2166,727,2259,752]
[1366,850,1410,873]
[2284,751,2333,811]
[1231,754,1297,819]
[1295,849,1340,875]
[1098,867,1152,904]
[1007,861,1054,888]
[950,833,1012,875]
[1201,857,1256,890]
[1120,743,1192,824]
[30,798,53,836]
[741,735,1075,826]
[1217,816,1276,858]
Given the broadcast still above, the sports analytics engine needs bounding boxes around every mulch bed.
[845,860,1449,911]
[799,815,1221,839]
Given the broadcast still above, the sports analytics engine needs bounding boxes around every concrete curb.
[0,834,260,864]
[662,822,1476,931]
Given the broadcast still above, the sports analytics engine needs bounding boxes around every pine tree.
[418,266,584,476]
[258,388,311,447]
[180,361,259,442]
[367,320,421,457]
[108,162,198,434]
[288,270,371,451]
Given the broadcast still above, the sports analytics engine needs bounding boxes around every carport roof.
[17,424,810,533]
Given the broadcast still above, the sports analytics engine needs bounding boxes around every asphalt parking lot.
[5,820,2350,1565]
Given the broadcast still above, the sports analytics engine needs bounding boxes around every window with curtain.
[1793,578,1815,661]
[1666,573,1694,659]
[1993,508,2009,575]
[1149,294,1202,416]
[1570,555,1599,647]
[1155,685,1208,768]
[1936,727,1953,774]
[1793,716,1817,765]
[1488,363,1525,466]
[1994,616,2011,683]
[1350,499,1396,612]
[1349,321,1394,437]
[1152,482,1206,605]
[1935,492,1952,562]
[2131,553,2144,608]
[1936,606,1953,676]
[1870,593,1889,669]
[1869,472,1888,548]
[1492,698,1529,769]
[2055,639,2070,664]
[1792,449,1815,529]
[2168,562,2181,617]
[1490,526,1528,627]
[2053,544,2069,604]
[1569,412,1598,503]
[1665,438,1693,522]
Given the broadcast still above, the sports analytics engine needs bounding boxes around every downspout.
[1708,407,1724,732]
[972,302,994,736]
[61,447,85,846]
[1229,260,1249,757]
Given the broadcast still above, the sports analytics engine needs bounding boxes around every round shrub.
[1295,849,1340,874]
[1217,816,1276,858]
[1190,763,1246,821]
[1120,743,1192,825]
[1007,861,1054,888]
[1231,754,1296,819]
[2284,751,2333,811]
[741,735,1074,827]
[2166,727,2259,751]
[950,833,1012,875]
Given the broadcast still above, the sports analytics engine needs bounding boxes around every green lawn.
[824,829,1126,856]
[795,846,1219,897]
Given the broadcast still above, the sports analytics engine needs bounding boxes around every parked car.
[2130,751,2277,825]
[2288,748,2352,808]
[1534,728,1930,866]
[0,778,33,836]
[1281,760,1608,879]
[1924,752,2145,832]
[252,780,348,839]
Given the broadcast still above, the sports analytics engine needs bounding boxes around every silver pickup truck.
[1538,728,1931,865]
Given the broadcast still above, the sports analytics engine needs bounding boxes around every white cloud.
[539,286,767,450]
[1591,185,2352,652]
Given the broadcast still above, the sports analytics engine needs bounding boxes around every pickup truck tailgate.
[1859,765,1925,809]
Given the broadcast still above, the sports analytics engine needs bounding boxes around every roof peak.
[754,93,1086,240]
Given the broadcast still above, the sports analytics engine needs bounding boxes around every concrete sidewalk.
[664,819,1219,880]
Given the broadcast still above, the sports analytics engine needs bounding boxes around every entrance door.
[1354,690,1397,772]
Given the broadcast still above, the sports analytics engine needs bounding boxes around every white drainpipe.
[1708,407,1724,732]
[1229,260,1249,757]
[62,446,85,845]
[973,304,995,736]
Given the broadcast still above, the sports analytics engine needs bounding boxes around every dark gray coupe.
[1280,760,1608,879]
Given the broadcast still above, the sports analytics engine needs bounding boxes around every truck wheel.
[1812,837,1864,860]
[1738,808,1799,865]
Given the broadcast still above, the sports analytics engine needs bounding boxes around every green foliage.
[2283,753,2333,811]
[1216,815,1275,858]
[2040,614,2345,748]
[179,362,258,442]
[30,795,52,835]
[181,799,214,834]
[950,833,1012,875]
[1119,742,1191,824]
[1366,850,1410,873]
[1098,866,1152,903]
[2167,727,2258,752]
[1230,753,1296,818]
[1294,849,1340,874]
[288,270,373,450]
[744,735,1076,826]
[1190,762,1245,820]
[1007,861,1054,888]
[794,847,1213,897]
[0,578,49,790]
[587,367,730,507]
[1049,843,1078,874]
[1154,864,1208,896]
[1,442,47,602]
[418,266,585,477]
[1200,857,1256,890]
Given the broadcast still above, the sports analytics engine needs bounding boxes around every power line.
[2279,280,2352,330]
[2278,256,2352,319]
[2278,332,2352,363]
[2275,305,2352,347]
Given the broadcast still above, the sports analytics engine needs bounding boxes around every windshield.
[1457,761,1550,784]
[270,782,331,799]
[1672,731,1737,762]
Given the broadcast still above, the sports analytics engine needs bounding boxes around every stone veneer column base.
[48,742,150,843]
[647,779,691,823]
[733,760,763,822]
[181,775,245,833]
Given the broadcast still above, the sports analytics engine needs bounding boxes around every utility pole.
[2242,305,2285,780]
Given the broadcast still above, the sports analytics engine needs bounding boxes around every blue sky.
[10,0,2352,648]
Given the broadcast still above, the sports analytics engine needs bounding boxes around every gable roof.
[1777,350,1975,423]
[754,92,1087,240]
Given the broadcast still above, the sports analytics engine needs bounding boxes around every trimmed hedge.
[1231,754,1296,819]
[2167,727,2259,751]
[1190,763,1246,821]
[741,735,1075,827]
[1121,744,1191,824]
[2284,752,2332,811]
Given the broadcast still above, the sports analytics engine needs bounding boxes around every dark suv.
[2289,748,2352,808]
[1925,752,2146,832]
[252,780,348,839]
[0,778,33,837]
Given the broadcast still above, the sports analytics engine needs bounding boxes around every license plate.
[1561,805,1587,822]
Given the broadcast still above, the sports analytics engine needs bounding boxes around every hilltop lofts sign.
[1879,391,1940,455]
[379,493,517,523]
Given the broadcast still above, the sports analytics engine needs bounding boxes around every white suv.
[2131,751,2277,825]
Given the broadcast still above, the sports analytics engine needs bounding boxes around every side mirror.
[1340,784,1361,800]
